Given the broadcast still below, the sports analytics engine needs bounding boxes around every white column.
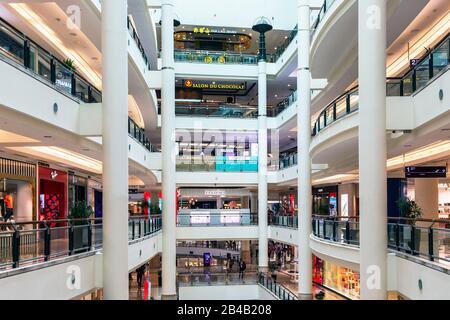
[161,0,177,299]
[250,193,258,213]
[101,0,129,300]
[258,60,268,270]
[358,0,387,300]
[297,0,313,300]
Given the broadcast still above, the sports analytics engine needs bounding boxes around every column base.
[161,294,178,300]
[298,293,313,301]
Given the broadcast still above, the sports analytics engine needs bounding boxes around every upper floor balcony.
[312,32,450,137]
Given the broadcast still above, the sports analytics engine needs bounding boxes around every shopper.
[136,265,145,289]
[238,259,246,281]
[329,204,337,218]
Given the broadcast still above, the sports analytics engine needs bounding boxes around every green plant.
[69,201,93,225]
[63,58,77,72]
[397,197,423,222]
[150,202,161,215]
[268,261,278,272]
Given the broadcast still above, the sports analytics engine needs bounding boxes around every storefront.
[0,157,36,222]
[38,166,68,221]
[313,186,338,216]
[275,190,297,216]
[178,188,251,210]
[68,173,87,209]
[313,256,360,299]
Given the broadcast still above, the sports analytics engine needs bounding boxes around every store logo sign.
[50,171,58,180]
[205,190,225,197]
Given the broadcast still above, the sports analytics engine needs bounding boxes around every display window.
[0,157,36,222]
[68,174,87,209]
[314,257,360,299]
[313,186,339,216]
[38,166,68,223]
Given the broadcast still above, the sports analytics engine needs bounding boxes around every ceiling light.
[7,146,102,174]
[386,12,450,77]
[9,3,102,88]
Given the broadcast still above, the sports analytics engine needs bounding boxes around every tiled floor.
[129,271,161,300]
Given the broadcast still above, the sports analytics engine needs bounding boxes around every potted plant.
[69,201,93,252]
[397,197,423,253]
[150,202,161,215]
[63,58,77,72]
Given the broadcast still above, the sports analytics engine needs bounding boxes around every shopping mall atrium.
[0,0,449,301]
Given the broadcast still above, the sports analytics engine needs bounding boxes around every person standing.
[3,193,14,222]
[238,259,246,281]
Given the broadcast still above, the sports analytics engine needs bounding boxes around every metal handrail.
[0,215,162,270]
[312,32,450,136]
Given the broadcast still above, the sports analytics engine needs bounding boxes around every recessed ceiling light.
[91,57,98,61]
[69,32,77,37]
[44,136,52,139]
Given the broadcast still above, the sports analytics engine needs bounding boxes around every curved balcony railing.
[258,272,298,300]
[312,215,450,265]
[128,117,158,152]
[168,90,297,119]
[127,16,151,70]
[0,17,101,103]
[269,215,298,229]
[177,212,258,227]
[0,215,162,271]
[311,0,338,36]
[312,32,450,136]
[269,90,298,117]
[267,25,298,63]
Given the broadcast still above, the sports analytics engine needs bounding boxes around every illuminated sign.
[193,27,237,35]
[205,190,226,197]
[183,80,246,90]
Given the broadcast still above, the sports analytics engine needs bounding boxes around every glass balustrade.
[177,212,258,227]
[128,117,158,152]
[312,215,450,266]
[311,0,338,36]
[176,156,258,172]
[127,16,150,70]
[174,25,298,65]
[171,90,298,119]
[312,32,450,136]
[174,50,258,65]
[258,273,298,300]
[0,18,102,103]
[174,103,258,118]
[0,215,162,270]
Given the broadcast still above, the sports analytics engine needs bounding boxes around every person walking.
[136,265,145,289]
[238,259,246,281]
